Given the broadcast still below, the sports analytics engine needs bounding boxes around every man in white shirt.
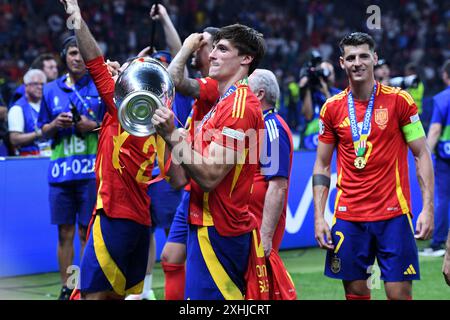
[8,69,50,156]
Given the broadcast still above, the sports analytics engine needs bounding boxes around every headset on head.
[60,35,77,64]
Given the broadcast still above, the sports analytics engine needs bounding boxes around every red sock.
[162,262,185,300]
[346,294,371,300]
[70,289,81,300]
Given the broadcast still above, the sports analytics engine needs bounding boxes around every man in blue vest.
[421,60,450,257]
[37,36,105,300]
[8,69,50,156]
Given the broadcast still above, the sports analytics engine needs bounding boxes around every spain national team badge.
[331,257,341,273]
[354,156,366,169]
[375,107,388,130]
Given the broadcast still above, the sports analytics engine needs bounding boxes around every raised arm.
[150,4,182,56]
[60,0,102,61]
[312,141,335,250]
[168,33,207,98]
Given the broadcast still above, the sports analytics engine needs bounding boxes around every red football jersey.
[189,80,264,236]
[86,56,164,226]
[319,82,421,222]
[184,77,219,192]
[186,77,219,139]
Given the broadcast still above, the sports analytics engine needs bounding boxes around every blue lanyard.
[71,85,98,121]
[347,83,377,157]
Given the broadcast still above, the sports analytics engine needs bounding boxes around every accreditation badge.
[331,256,341,274]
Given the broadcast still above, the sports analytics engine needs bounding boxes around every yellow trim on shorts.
[93,215,126,296]
[125,280,144,295]
[197,226,244,300]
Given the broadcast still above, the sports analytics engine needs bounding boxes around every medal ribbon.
[197,77,248,133]
[347,83,377,157]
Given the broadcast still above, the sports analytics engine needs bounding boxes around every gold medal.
[354,156,367,169]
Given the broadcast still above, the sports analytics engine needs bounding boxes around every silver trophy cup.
[114,57,175,136]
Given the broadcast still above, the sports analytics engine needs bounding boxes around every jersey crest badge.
[375,107,388,130]
[331,257,341,273]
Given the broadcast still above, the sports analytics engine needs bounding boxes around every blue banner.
[0,151,423,277]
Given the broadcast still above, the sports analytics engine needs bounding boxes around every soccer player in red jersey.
[248,69,297,299]
[313,32,434,300]
[60,0,185,300]
[159,28,220,300]
[152,24,267,299]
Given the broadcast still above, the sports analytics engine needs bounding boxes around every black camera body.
[301,50,330,89]
[389,75,420,89]
[70,104,81,124]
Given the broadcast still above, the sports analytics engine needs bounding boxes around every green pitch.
[0,243,448,300]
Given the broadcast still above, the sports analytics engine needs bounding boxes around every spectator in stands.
[299,55,340,150]
[405,63,425,115]
[284,74,300,132]
[9,54,59,106]
[421,59,450,257]
[374,58,390,86]
[37,36,105,300]
[8,69,50,156]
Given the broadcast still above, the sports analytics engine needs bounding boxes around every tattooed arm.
[408,137,434,240]
[168,33,207,99]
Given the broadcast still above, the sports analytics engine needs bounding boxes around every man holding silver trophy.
[152,24,268,299]
[60,0,187,300]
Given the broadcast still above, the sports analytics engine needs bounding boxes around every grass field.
[0,242,448,300]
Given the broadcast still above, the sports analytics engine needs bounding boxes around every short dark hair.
[339,32,375,55]
[30,53,57,70]
[213,24,265,75]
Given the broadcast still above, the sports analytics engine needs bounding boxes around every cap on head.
[375,58,389,69]
[151,50,172,65]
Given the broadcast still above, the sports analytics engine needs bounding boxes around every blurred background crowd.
[0,0,449,150]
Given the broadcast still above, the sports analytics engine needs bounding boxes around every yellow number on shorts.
[334,231,344,254]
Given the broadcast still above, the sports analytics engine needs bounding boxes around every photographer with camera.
[299,50,340,150]
[375,60,423,115]
[37,35,106,300]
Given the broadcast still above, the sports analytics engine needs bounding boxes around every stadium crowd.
[1,0,449,114]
